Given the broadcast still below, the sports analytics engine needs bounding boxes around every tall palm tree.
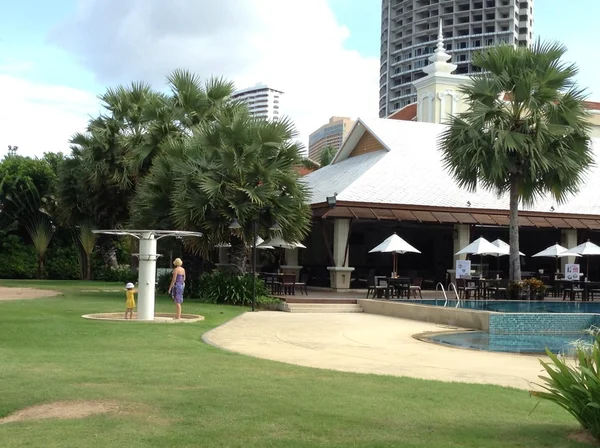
[439,41,592,281]
[75,221,98,280]
[134,107,311,274]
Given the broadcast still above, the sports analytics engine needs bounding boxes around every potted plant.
[507,281,524,300]
[523,278,547,300]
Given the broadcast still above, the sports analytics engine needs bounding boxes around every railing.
[436,282,461,308]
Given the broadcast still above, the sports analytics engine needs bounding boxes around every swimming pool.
[428,331,595,354]
[398,299,600,314]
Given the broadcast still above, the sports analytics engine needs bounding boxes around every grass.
[0,280,595,447]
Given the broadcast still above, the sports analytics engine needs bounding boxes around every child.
[125,282,136,320]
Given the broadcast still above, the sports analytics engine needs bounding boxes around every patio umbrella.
[567,240,600,278]
[486,238,526,273]
[258,236,306,249]
[369,233,421,276]
[455,237,501,277]
[217,236,274,250]
[532,243,581,274]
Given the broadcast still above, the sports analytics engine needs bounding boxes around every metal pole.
[252,220,257,312]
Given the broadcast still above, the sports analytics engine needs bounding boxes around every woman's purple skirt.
[171,282,184,304]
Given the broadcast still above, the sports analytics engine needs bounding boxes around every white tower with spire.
[412,20,470,124]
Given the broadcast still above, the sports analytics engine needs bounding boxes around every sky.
[1,0,599,159]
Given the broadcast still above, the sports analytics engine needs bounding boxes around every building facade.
[308,117,355,162]
[379,0,534,117]
[231,83,283,121]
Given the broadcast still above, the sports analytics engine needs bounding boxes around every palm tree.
[319,145,337,167]
[27,217,54,279]
[134,106,312,274]
[75,221,98,280]
[439,41,592,282]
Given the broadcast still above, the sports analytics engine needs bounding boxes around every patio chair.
[540,276,554,298]
[456,278,477,300]
[410,277,423,299]
[589,287,600,301]
[373,276,390,299]
[562,282,583,301]
[281,274,296,295]
[295,272,309,296]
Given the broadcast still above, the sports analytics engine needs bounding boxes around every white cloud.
[49,0,380,152]
[0,74,100,159]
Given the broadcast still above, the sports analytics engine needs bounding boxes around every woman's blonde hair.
[173,258,183,267]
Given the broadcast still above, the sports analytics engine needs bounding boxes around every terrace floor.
[204,311,550,391]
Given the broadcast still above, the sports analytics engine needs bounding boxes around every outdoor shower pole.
[137,233,158,320]
[252,220,257,312]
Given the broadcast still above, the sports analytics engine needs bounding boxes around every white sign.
[565,264,581,281]
[456,260,471,279]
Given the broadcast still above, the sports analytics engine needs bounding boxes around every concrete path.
[204,312,551,390]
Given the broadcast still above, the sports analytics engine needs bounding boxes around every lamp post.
[229,215,280,311]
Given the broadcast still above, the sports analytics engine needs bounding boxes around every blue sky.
[1,0,600,158]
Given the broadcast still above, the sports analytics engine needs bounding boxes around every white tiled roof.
[304,117,600,216]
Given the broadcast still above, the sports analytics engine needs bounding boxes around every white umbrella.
[369,233,421,276]
[485,239,525,274]
[567,240,600,278]
[217,236,274,250]
[455,237,501,277]
[488,239,525,257]
[258,236,306,249]
[455,237,501,256]
[532,243,581,274]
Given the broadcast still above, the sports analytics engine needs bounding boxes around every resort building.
[298,28,600,291]
[379,0,535,116]
[308,117,355,162]
[232,83,283,121]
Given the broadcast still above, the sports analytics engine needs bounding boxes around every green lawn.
[0,281,593,447]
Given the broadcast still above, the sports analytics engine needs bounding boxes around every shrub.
[0,234,37,279]
[198,271,269,306]
[531,328,600,441]
[45,244,80,280]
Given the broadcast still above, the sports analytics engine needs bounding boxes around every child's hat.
[126,282,135,289]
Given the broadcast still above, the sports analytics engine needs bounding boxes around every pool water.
[399,300,600,314]
[429,331,595,354]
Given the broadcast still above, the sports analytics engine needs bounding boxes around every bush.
[198,271,270,306]
[531,328,600,441]
[46,244,80,280]
[0,234,37,279]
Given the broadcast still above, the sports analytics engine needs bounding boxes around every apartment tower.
[379,0,534,117]
[231,83,283,121]
[308,117,355,162]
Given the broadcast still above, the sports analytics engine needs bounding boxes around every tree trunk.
[86,254,91,281]
[509,175,522,282]
[229,235,247,275]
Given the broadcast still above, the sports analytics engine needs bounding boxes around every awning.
[314,203,600,230]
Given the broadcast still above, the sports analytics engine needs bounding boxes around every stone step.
[284,303,363,313]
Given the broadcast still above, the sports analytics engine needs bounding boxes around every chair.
[562,282,583,301]
[263,274,281,295]
[456,277,478,300]
[281,274,296,295]
[366,274,377,298]
[374,276,390,299]
[540,276,554,298]
[295,273,309,296]
[410,277,423,299]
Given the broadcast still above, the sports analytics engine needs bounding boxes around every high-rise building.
[308,117,355,162]
[379,0,534,117]
[231,83,283,121]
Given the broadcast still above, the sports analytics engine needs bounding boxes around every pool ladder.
[436,282,461,308]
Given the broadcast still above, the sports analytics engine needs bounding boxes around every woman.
[168,258,186,319]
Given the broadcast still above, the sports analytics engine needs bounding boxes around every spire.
[422,19,457,75]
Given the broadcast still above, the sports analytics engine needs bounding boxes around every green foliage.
[197,271,270,306]
[531,328,600,440]
[319,145,337,167]
[45,244,80,280]
[26,216,55,279]
[0,234,37,279]
[439,40,592,281]
[135,106,311,274]
[157,270,270,306]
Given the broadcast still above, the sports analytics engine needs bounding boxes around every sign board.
[565,263,581,281]
[456,260,471,279]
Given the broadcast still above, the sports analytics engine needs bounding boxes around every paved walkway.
[204,312,551,390]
